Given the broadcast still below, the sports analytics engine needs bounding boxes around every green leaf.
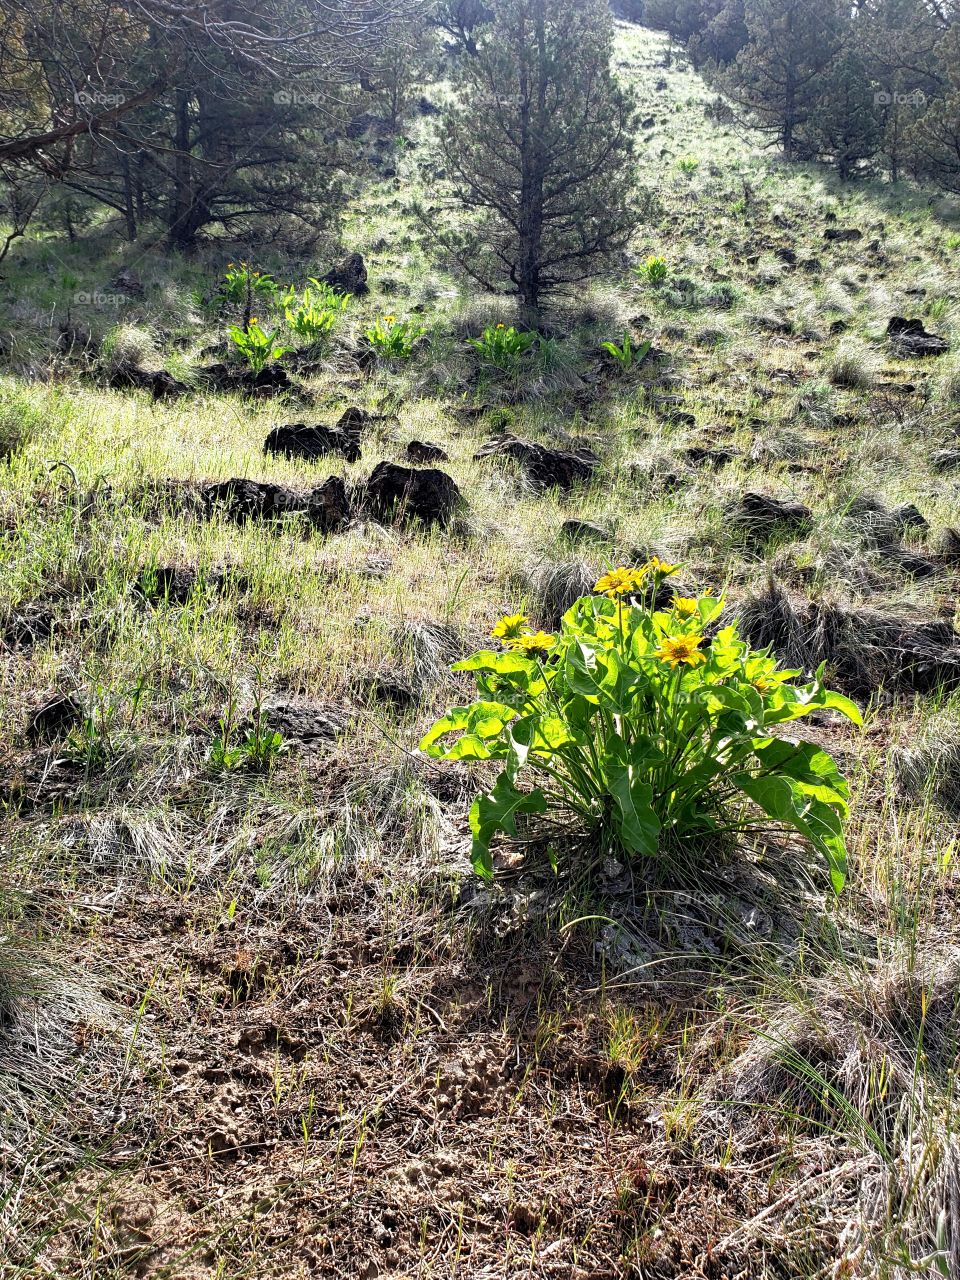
[419,701,517,757]
[734,769,848,893]
[469,773,547,879]
[607,763,660,857]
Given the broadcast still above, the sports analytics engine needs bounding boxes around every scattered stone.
[930,449,960,474]
[824,228,862,242]
[892,503,929,532]
[203,479,304,522]
[685,446,738,469]
[27,692,84,744]
[829,319,849,335]
[474,436,598,490]
[307,476,352,533]
[320,253,368,297]
[107,365,188,399]
[198,362,293,394]
[254,698,345,749]
[938,528,960,563]
[559,519,614,545]
[264,422,361,464]
[887,317,949,358]
[728,492,813,544]
[363,461,462,526]
[357,670,419,711]
[737,579,960,697]
[112,268,144,296]
[406,440,449,464]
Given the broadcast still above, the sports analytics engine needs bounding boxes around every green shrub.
[636,255,669,286]
[229,319,289,373]
[284,284,348,347]
[600,332,652,372]
[468,323,538,372]
[220,262,278,305]
[421,563,860,890]
[364,314,425,359]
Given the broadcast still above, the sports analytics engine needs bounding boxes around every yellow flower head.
[492,613,530,643]
[383,314,396,324]
[751,675,774,694]
[496,323,505,329]
[249,317,259,326]
[595,567,647,598]
[512,631,556,656]
[645,555,679,577]
[227,262,235,269]
[671,595,699,619]
[655,634,706,669]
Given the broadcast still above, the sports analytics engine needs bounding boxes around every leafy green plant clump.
[469,323,538,372]
[229,319,289,373]
[364,314,425,359]
[600,331,652,372]
[283,281,349,347]
[220,262,278,305]
[636,255,669,286]
[421,564,861,891]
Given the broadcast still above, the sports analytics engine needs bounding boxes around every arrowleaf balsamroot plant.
[421,564,862,890]
[364,314,425,359]
[469,323,538,371]
[600,331,652,372]
[220,262,278,304]
[229,319,289,373]
[284,284,348,347]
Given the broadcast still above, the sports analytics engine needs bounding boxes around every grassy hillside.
[2,22,960,1279]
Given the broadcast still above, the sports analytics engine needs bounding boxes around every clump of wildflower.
[655,634,706,668]
[492,613,530,643]
[594,567,646,597]
[671,596,698,619]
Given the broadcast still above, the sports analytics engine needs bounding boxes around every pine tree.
[436,0,638,316]
[802,47,881,179]
[718,0,843,159]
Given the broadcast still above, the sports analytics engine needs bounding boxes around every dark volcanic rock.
[264,422,361,464]
[824,228,862,242]
[930,449,960,474]
[107,365,188,399]
[887,317,949,358]
[560,519,614,545]
[474,436,598,490]
[728,492,813,544]
[406,440,449,464]
[255,698,346,748]
[320,253,368,297]
[685,446,738,469]
[198,363,293,394]
[357,670,419,710]
[28,692,84,743]
[307,476,352,533]
[363,462,461,526]
[112,268,144,296]
[203,479,304,522]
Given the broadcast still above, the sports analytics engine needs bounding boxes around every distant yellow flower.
[383,314,397,324]
[227,262,235,269]
[496,323,505,329]
[655,634,705,669]
[751,675,774,694]
[249,317,259,326]
[671,596,698,619]
[595,567,646,597]
[645,556,679,577]
[492,613,529,643]
[512,631,556,656]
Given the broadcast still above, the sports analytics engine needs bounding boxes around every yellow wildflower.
[492,613,529,643]
[594,566,647,597]
[645,555,679,577]
[383,314,397,324]
[671,596,699,619]
[655,634,706,669]
[496,323,505,329]
[512,631,556,656]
